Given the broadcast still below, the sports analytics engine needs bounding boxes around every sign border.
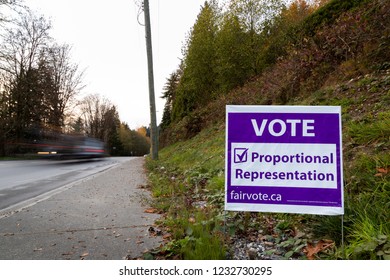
[225,105,344,215]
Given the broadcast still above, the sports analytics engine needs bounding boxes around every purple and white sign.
[225,105,344,215]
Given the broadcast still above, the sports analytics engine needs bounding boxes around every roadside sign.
[225,105,344,215]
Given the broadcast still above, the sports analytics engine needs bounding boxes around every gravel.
[229,236,285,260]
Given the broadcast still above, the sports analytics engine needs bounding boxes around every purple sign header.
[225,105,344,215]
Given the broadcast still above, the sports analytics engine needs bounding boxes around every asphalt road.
[0,157,163,260]
[0,157,127,211]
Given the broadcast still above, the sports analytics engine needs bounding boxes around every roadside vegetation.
[146,0,389,260]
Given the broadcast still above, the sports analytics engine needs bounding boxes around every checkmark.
[234,148,248,163]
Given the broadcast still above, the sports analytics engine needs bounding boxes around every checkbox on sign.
[234,148,248,163]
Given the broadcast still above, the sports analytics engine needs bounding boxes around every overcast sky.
[25,0,206,129]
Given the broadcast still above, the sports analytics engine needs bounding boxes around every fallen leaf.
[61,252,74,256]
[148,227,163,236]
[80,252,89,257]
[163,233,172,240]
[303,240,334,260]
[377,167,389,174]
[144,208,158,214]
[375,167,389,177]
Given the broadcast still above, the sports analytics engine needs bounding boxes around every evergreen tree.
[172,1,219,120]
[160,69,180,130]
[215,12,253,93]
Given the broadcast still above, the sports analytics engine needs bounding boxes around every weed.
[312,216,343,245]
[347,215,390,259]
[348,118,390,145]
[277,237,308,259]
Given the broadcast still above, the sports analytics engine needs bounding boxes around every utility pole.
[143,0,158,160]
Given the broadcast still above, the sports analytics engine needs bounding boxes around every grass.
[145,126,227,259]
[0,157,18,160]
[347,112,390,145]
[0,155,39,160]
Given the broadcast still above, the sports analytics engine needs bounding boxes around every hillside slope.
[147,0,389,260]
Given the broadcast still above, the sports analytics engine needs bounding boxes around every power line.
[134,0,144,26]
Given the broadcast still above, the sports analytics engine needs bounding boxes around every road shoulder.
[0,157,162,260]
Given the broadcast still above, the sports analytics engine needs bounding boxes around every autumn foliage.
[161,0,389,142]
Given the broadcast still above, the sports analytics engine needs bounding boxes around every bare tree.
[79,94,116,139]
[43,43,85,128]
[0,0,22,25]
[0,9,51,142]
[0,9,51,76]
[228,0,284,33]
[78,93,121,154]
